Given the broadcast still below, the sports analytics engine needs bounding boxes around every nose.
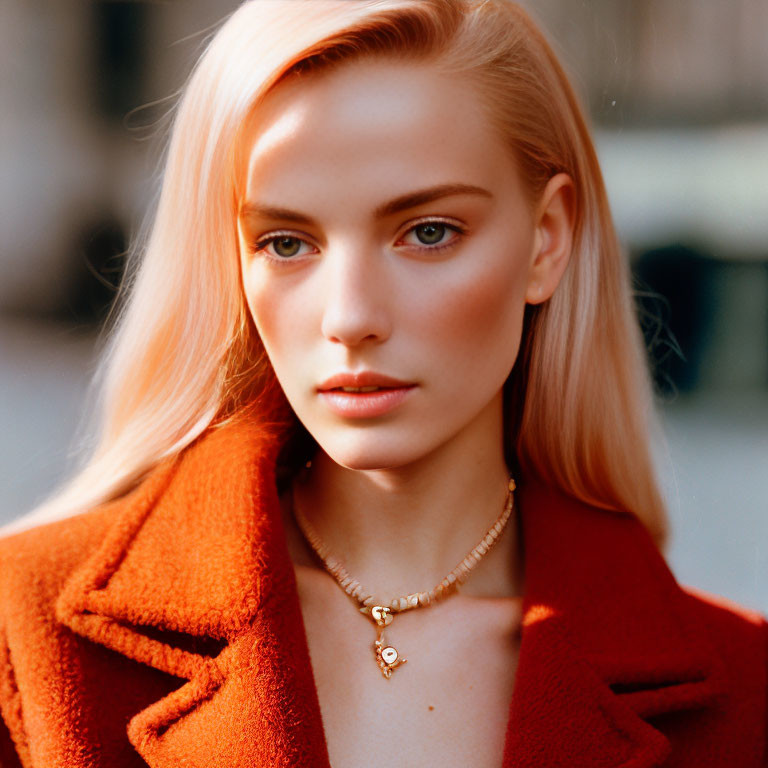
[320,247,392,347]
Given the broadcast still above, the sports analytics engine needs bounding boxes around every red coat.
[1,414,766,767]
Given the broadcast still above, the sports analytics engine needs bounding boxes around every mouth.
[316,384,417,418]
[317,371,416,392]
[323,385,402,393]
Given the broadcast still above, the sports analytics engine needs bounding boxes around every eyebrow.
[238,183,493,225]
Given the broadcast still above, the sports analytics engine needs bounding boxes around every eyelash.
[251,218,466,265]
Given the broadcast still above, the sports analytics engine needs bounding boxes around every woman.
[0,1,765,766]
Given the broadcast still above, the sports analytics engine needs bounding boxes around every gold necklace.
[291,476,517,679]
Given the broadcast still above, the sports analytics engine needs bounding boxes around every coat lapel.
[55,417,727,768]
[56,415,332,768]
[503,477,729,767]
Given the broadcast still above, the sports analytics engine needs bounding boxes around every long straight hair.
[2,0,670,549]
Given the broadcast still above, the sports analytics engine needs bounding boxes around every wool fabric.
[0,413,766,767]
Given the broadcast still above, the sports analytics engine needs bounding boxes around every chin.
[313,433,435,472]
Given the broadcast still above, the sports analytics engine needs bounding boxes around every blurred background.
[1,0,766,611]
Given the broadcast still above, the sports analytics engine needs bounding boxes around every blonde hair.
[2,0,669,549]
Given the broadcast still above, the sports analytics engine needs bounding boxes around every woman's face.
[238,57,570,470]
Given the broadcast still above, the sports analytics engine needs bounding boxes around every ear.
[524,173,575,305]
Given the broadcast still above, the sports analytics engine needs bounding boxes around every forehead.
[240,57,523,212]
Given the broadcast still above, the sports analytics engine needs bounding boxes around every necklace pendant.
[362,605,407,678]
[360,604,394,626]
[373,628,407,679]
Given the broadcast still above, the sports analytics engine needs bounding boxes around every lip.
[318,386,416,418]
[317,371,415,391]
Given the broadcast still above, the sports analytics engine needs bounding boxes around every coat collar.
[55,415,727,767]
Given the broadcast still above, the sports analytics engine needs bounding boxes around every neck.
[284,396,524,602]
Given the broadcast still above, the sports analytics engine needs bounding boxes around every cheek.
[410,251,529,371]
[242,267,271,336]
[241,266,302,367]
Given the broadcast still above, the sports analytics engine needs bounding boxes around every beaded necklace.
[291,477,517,679]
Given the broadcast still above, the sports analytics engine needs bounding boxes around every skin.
[237,56,574,601]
